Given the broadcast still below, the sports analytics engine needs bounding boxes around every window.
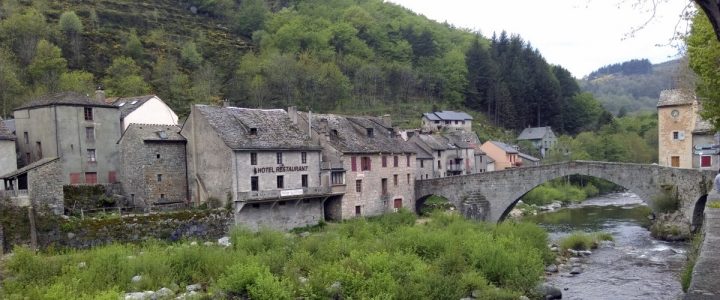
[87,149,96,162]
[701,155,712,167]
[437,150,441,157]
[445,121,450,124]
[420,160,424,168]
[279,201,286,206]
[250,152,257,165]
[671,156,680,167]
[84,107,93,121]
[394,198,402,209]
[381,178,388,195]
[673,131,685,140]
[251,176,259,191]
[455,120,459,124]
[157,174,162,182]
[249,128,257,135]
[252,203,260,208]
[301,174,308,188]
[36,142,42,159]
[393,155,398,167]
[23,132,28,144]
[331,171,345,185]
[351,156,357,171]
[160,194,165,200]
[86,127,95,143]
[276,152,283,164]
[393,174,398,186]
[366,128,374,137]
[108,171,117,183]
[85,172,97,184]
[25,152,30,162]
[438,160,442,169]
[407,174,410,184]
[406,155,410,167]
[355,180,362,192]
[361,157,371,171]
[355,205,362,216]
[301,152,307,164]
[70,173,81,184]
[434,121,439,124]
[382,155,387,167]
[277,175,284,189]
[462,121,466,125]
[156,153,161,159]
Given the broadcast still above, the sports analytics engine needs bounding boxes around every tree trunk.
[695,0,720,42]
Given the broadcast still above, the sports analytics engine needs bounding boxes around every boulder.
[570,267,583,275]
[299,231,311,238]
[218,237,231,247]
[156,287,174,298]
[536,283,562,300]
[545,264,559,273]
[186,283,201,292]
[123,291,154,300]
[131,275,142,283]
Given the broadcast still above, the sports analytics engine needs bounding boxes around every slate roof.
[490,141,518,154]
[518,152,540,162]
[2,119,15,134]
[444,131,480,149]
[119,124,186,144]
[0,157,59,179]
[657,89,695,107]
[518,126,553,140]
[416,134,451,151]
[693,118,715,134]
[196,105,320,150]
[0,119,15,141]
[15,92,117,110]
[113,95,157,119]
[301,112,414,154]
[409,141,434,159]
[422,111,473,121]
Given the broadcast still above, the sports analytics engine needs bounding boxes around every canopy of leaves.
[688,10,720,128]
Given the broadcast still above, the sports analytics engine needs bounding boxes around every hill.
[0,0,609,137]
[580,58,692,115]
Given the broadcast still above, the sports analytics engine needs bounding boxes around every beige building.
[657,89,698,168]
[479,141,522,171]
[295,111,416,220]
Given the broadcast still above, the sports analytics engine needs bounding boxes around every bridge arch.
[415,161,715,224]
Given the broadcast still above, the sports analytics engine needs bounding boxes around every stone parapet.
[685,196,720,300]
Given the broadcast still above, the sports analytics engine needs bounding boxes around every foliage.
[419,195,454,215]
[1,211,553,299]
[586,58,653,80]
[63,184,112,211]
[29,39,67,92]
[101,56,150,96]
[522,180,588,205]
[652,186,679,213]
[708,201,720,209]
[558,231,613,251]
[688,10,720,129]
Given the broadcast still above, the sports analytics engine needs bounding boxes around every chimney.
[381,114,392,127]
[95,89,105,103]
[288,106,297,124]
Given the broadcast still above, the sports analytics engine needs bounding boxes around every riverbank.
[0,210,553,299]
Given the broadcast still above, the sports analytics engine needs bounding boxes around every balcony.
[321,161,345,170]
[236,186,337,202]
[447,164,464,172]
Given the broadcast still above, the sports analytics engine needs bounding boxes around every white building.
[421,111,473,132]
[114,95,178,130]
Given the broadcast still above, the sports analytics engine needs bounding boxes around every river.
[522,192,688,300]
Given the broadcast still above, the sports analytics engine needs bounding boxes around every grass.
[0,210,553,300]
[708,201,720,209]
[559,231,614,251]
[681,232,705,292]
[522,182,595,206]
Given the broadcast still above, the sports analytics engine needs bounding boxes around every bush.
[652,188,679,213]
[420,195,454,215]
[708,201,720,209]
[681,233,704,292]
[559,231,613,251]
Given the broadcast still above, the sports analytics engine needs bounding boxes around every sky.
[388,0,694,78]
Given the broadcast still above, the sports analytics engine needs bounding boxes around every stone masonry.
[416,160,715,224]
[28,158,64,214]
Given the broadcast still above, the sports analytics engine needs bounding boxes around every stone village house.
[517,126,557,158]
[118,124,187,207]
[0,119,17,190]
[480,141,522,171]
[407,130,479,179]
[295,110,417,220]
[181,105,331,231]
[421,110,473,132]
[13,92,121,185]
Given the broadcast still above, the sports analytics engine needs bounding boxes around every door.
[394,198,402,209]
[671,156,680,167]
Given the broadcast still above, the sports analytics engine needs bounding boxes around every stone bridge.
[415,161,716,226]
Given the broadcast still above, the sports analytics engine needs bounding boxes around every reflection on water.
[522,193,687,300]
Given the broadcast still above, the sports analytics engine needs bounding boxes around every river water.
[522,192,688,300]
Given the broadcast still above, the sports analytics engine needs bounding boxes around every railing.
[321,161,345,170]
[0,189,28,198]
[447,164,464,172]
[237,186,333,202]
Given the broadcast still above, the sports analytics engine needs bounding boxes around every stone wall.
[39,209,232,250]
[29,159,64,214]
[235,198,324,231]
[685,199,720,299]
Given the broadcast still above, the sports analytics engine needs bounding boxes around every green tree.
[688,10,720,128]
[180,41,203,69]
[29,39,67,92]
[234,0,268,36]
[58,11,83,66]
[124,29,144,60]
[0,48,24,118]
[151,56,192,116]
[58,70,95,94]
[102,56,150,96]
[0,8,48,65]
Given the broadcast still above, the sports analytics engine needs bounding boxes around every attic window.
[156,130,168,140]
[331,129,338,136]
[118,102,126,107]
[249,128,258,135]
[130,100,138,105]
[366,128,374,137]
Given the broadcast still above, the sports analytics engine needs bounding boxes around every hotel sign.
[253,166,309,174]
[280,189,304,197]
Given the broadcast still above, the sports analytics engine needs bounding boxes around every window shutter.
[679,131,685,140]
[368,157,372,171]
[351,156,357,171]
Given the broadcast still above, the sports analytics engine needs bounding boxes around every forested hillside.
[0,0,608,134]
[580,58,688,116]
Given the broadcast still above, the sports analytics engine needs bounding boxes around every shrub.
[652,187,679,213]
[420,195,454,215]
[681,233,704,291]
[559,231,613,251]
[708,201,720,209]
